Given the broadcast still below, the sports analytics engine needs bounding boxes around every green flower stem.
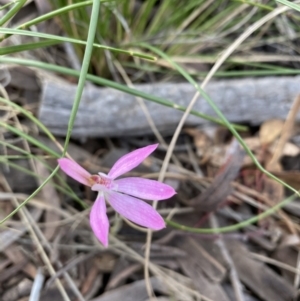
[166,194,297,233]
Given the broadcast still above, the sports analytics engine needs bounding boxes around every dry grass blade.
[35,161,60,240]
[0,174,71,301]
[210,214,245,301]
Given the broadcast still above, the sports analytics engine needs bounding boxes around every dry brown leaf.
[3,245,36,279]
[190,139,245,212]
[270,141,300,157]
[81,264,102,298]
[177,243,230,301]
[259,119,284,146]
[1,277,32,301]
[262,150,285,206]
[95,253,117,273]
[268,95,300,168]
[262,176,284,205]
[185,127,212,157]
[227,240,297,301]
[272,247,298,283]
[244,137,261,151]
[177,237,226,283]
[279,234,300,248]
[107,259,141,290]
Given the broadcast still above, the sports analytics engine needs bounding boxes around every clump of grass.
[52,0,300,79]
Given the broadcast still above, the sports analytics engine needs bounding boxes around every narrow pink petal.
[108,144,158,179]
[106,191,165,230]
[114,177,176,200]
[58,158,91,186]
[90,194,109,247]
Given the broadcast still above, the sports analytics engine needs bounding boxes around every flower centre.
[89,174,113,189]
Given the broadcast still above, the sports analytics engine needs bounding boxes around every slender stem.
[62,0,101,155]
[0,166,60,225]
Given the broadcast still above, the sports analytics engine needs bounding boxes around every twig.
[29,267,45,301]
[110,235,214,301]
[209,214,245,301]
[294,251,300,289]
[250,252,300,275]
[47,252,97,287]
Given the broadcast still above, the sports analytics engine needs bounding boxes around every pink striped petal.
[58,158,91,186]
[114,177,176,200]
[108,144,158,179]
[90,194,109,247]
[106,191,165,230]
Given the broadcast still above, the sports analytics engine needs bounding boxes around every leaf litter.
[1,65,300,301]
[2,0,300,295]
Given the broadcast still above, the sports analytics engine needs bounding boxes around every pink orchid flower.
[58,144,176,247]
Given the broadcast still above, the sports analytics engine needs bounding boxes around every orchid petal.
[106,191,165,230]
[90,194,109,247]
[108,144,158,179]
[58,158,91,186]
[114,177,176,200]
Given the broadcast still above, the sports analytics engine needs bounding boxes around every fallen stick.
[39,76,300,137]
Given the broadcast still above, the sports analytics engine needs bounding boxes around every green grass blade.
[62,0,101,155]
[0,40,59,55]
[233,0,273,11]
[276,0,300,12]
[0,140,85,207]
[0,0,26,26]
[0,28,155,61]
